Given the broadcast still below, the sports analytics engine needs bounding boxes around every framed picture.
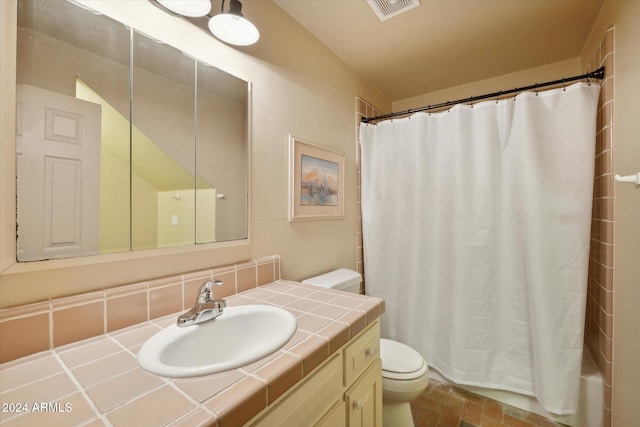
[288,135,345,222]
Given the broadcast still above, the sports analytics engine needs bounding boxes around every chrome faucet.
[177,279,227,327]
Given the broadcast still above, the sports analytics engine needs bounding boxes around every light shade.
[155,0,211,17]
[208,13,259,46]
[208,0,259,46]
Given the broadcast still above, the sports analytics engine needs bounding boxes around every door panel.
[16,84,101,261]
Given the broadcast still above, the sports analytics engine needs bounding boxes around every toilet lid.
[380,338,425,374]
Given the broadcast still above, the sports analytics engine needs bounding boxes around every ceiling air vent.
[366,0,420,22]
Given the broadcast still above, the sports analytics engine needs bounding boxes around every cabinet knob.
[353,399,363,410]
[366,347,377,357]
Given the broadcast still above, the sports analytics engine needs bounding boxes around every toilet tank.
[301,268,362,294]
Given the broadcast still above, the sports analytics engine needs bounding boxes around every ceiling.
[273,0,604,102]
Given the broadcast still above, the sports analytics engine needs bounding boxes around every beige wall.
[392,58,581,112]
[580,2,640,427]
[0,0,390,307]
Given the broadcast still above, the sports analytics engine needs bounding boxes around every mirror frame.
[0,0,252,304]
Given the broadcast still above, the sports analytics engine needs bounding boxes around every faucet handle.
[198,279,223,303]
[205,279,223,288]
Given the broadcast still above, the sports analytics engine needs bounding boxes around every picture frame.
[288,135,345,222]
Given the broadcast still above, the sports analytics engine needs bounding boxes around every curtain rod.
[361,66,605,124]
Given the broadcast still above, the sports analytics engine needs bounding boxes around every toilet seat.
[380,338,428,380]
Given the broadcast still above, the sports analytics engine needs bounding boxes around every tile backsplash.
[0,255,281,363]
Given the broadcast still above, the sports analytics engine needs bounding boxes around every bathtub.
[429,349,603,427]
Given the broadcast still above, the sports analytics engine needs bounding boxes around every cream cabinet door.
[345,359,382,427]
[315,401,346,427]
[251,354,342,427]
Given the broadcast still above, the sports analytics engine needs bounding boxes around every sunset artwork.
[289,136,344,221]
[300,155,339,206]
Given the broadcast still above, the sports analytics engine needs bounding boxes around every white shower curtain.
[360,83,600,415]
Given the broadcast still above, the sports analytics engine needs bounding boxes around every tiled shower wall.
[355,98,383,288]
[355,27,615,425]
[585,26,615,427]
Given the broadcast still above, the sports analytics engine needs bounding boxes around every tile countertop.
[0,280,384,427]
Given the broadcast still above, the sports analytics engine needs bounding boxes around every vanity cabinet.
[252,354,343,427]
[343,319,382,427]
[316,401,346,427]
[249,320,382,427]
[345,360,383,427]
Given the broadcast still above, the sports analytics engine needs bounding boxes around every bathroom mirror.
[15,0,249,261]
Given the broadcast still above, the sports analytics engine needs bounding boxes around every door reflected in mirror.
[15,0,249,262]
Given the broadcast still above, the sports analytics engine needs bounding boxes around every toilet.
[302,269,429,427]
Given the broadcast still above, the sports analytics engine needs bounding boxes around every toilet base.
[383,400,415,427]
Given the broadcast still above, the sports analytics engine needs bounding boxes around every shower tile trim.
[585,26,615,427]
[355,97,385,291]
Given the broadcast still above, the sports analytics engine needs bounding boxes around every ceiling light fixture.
[154,0,211,18]
[208,0,260,46]
[150,0,260,46]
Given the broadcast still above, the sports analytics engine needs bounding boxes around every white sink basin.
[137,305,297,378]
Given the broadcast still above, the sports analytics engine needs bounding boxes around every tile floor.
[410,379,567,427]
